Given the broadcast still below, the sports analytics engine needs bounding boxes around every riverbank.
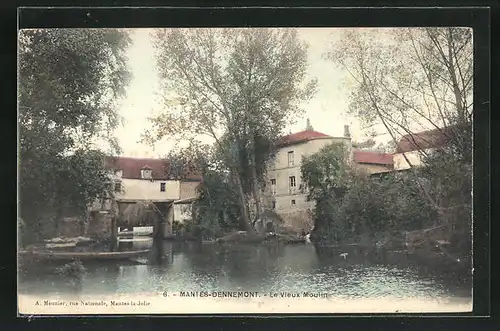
[215,231,305,244]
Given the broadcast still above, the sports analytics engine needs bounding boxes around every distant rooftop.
[277,130,337,147]
[353,150,394,166]
[395,124,468,153]
[106,156,202,181]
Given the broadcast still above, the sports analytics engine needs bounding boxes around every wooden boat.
[118,237,153,243]
[18,249,150,262]
[45,243,78,249]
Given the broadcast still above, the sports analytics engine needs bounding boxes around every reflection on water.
[18,240,471,302]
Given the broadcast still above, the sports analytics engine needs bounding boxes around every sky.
[111,28,391,158]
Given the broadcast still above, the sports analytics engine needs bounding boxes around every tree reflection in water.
[179,243,298,290]
[149,239,174,266]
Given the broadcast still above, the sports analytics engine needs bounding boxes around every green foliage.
[301,142,350,201]
[212,132,278,196]
[164,139,211,179]
[421,146,472,235]
[19,29,131,148]
[302,142,438,243]
[18,29,131,242]
[192,170,243,238]
[340,173,436,237]
[165,144,243,238]
[301,142,351,240]
[303,138,470,254]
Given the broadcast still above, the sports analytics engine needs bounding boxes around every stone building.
[352,150,394,175]
[262,122,394,231]
[88,156,201,238]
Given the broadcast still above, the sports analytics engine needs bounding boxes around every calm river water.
[18,240,471,307]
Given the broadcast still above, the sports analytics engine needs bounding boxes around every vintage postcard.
[18,25,474,315]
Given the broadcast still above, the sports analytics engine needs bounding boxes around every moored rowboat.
[18,249,150,262]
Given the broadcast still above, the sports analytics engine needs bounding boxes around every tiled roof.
[277,130,331,147]
[353,150,394,165]
[106,156,202,181]
[395,126,461,153]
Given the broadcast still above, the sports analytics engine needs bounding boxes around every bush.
[302,141,466,246]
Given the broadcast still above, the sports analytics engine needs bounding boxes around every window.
[270,179,276,195]
[289,176,296,193]
[141,169,152,179]
[114,182,122,192]
[160,182,166,192]
[287,151,295,167]
[291,199,296,206]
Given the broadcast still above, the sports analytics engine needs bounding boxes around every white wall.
[116,178,180,201]
[274,194,314,212]
[132,226,154,235]
[265,137,351,212]
[393,151,422,170]
[270,137,349,171]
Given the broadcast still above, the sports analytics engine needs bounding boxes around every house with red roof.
[264,121,393,231]
[105,156,202,203]
[392,125,461,170]
[105,156,179,203]
[352,150,394,175]
[88,156,202,238]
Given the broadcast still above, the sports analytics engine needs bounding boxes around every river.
[17,240,472,313]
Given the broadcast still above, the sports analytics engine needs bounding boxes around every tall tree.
[326,28,472,161]
[163,139,211,180]
[325,27,472,209]
[18,29,131,241]
[145,28,316,230]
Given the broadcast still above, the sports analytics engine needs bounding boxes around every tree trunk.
[232,168,254,232]
[249,133,263,223]
[446,28,466,124]
[250,170,262,220]
[55,200,63,238]
[110,215,118,252]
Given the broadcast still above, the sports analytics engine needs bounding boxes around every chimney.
[344,125,351,138]
[306,118,313,131]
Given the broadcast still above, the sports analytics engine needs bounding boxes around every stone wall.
[278,209,314,232]
[163,204,174,237]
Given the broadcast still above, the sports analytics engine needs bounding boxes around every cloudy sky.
[111,28,391,158]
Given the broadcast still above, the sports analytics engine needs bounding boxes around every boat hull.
[18,249,150,262]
